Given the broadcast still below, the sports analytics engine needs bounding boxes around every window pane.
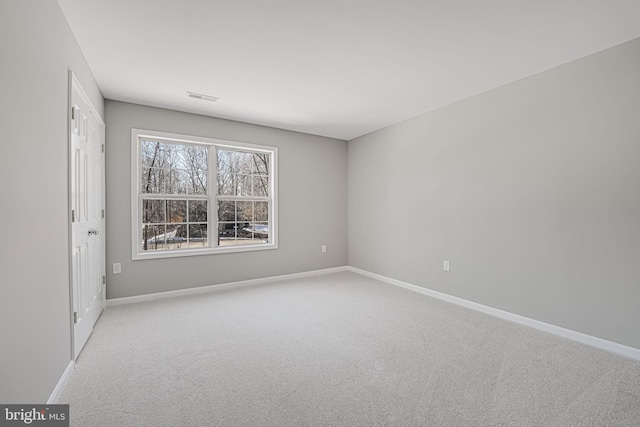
[218,223,236,246]
[184,145,208,170]
[165,224,186,249]
[253,222,269,241]
[188,169,207,195]
[253,176,269,197]
[255,201,268,222]
[236,174,252,196]
[254,235,267,244]
[218,201,235,222]
[235,151,253,175]
[188,224,208,248]
[167,200,186,223]
[218,149,265,196]
[143,199,165,224]
[141,224,166,251]
[235,222,268,246]
[253,153,269,175]
[217,150,234,195]
[237,201,252,222]
[237,223,252,242]
[218,175,233,196]
[140,140,166,167]
[189,200,207,222]
[141,167,165,194]
[164,142,189,171]
[168,169,188,194]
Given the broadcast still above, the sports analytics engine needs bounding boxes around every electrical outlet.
[443,260,450,272]
[321,245,327,253]
[113,263,122,274]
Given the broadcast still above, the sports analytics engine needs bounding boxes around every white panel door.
[70,74,105,359]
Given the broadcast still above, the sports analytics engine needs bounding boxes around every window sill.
[132,242,278,261]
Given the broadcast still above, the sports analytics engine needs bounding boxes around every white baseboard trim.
[48,360,74,404]
[107,266,349,307]
[347,266,640,361]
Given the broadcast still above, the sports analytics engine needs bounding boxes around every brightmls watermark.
[0,405,68,426]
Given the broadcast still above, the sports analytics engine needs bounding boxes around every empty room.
[1,0,639,425]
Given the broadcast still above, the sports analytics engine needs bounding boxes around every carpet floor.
[59,272,640,426]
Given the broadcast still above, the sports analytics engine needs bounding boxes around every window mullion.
[211,145,217,248]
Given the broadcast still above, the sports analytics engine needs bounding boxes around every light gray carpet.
[59,272,640,426]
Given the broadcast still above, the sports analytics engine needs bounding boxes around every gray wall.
[0,1,104,402]
[349,38,640,350]
[105,101,347,299]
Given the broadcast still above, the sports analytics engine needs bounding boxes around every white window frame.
[131,129,278,260]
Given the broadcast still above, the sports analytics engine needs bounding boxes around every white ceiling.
[58,0,640,141]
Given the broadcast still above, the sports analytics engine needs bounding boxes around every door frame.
[67,70,106,360]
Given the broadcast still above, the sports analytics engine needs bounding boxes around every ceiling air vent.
[186,91,219,102]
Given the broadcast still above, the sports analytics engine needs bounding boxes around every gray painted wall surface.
[348,38,640,349]
[105,101,347,299]
[0,1,104,403]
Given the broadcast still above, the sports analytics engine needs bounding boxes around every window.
[132,129,277,259]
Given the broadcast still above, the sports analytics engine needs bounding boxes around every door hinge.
[102,275,106,285]
[71,210,75,223]
[71,106,75,120]
[101,209,105,219]
[73,311,78,324]
[101,144,104,153]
